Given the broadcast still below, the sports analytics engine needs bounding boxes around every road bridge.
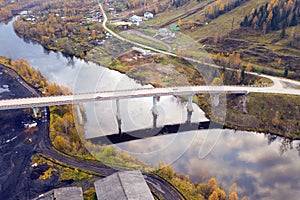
[1,84,300,111]
[0,85,249,110]
[0,85,299,134]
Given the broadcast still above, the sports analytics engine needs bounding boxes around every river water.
[0,19,300,199]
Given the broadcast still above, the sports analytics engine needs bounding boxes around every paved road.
[0,86,246,109]
[99,2,180,57]
[0,83,299,110]
[98,2,300,94]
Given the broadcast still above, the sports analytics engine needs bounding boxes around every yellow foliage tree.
[229,192,239,200]
[178,18,182,27]
[209,191,220,200]
[246,62,252,72]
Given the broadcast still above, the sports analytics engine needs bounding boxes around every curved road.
[36,114,185,199]
[98,2,300,93]
[2,3,299,199]
[3,65,185,199]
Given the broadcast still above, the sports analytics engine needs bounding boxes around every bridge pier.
[116,99,122,135]
[151,96,159,117]
[186,95,194,124]
[153,114,158,128]
[213,93,220,106]
[152,96,159,128]
[186,110,193,124]
[76,104,83,125]
[187,95,193,112]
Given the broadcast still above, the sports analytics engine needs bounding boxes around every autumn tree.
[91,30,96,40]
[241,0,299,33]
[205,0,249,19]
[178,18,182,26]
[229,192,239,200]
[246,62,252,72]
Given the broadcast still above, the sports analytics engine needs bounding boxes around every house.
[113,21,133,29]
[94,171,154,200]
[53,187,83,200]
[132,47,151,56]
[158,28,175,37]
[144,12,154,19]
[33,187,83,200]
[129,15,143,23]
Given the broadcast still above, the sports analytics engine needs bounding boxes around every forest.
[13,0,105,58]
[0,0,44,21]
[205,0,249,19]
[240,0,299,34]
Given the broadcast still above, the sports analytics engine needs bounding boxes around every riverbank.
[0,59,98,199]
[0,58,247,200]
[226,93,300,139]
[0,4,299,199]
[11,12,300,139]
[106,53,300,139]
[0,0,44,23]
[0,64,56,199]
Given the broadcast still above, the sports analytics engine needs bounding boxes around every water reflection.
[117,130,300,200]
[1,17,299,200]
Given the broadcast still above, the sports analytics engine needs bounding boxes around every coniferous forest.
[240,0,299,34]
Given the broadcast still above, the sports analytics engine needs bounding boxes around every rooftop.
[32,187,83,200]
[94,170,154,200]
[54,187,83,200]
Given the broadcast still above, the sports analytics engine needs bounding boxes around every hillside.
[146,0,300,80]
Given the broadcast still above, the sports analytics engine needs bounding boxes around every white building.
[132,47,151,56]
[144,12,154,19]
[129,15,143,23]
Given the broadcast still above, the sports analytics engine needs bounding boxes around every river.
[0,18,300,199]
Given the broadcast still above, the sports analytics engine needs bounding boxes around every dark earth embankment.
[0,64,41,199]
[0,65,75,200]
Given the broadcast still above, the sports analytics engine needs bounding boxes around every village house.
[132,47,151,56]
[129,15,143,23]
[108,7,115,12]
[144,12,154,19]
[113,21,133,30]
[94,171,154,200]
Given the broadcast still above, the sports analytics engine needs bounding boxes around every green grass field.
[184,0,267,40]
[146,0,211,27]
[119,32,168,51]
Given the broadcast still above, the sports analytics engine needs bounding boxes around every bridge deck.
[1,85,298,110]
[0,86,247,110]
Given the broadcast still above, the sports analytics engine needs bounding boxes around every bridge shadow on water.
[88,121,224,145]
